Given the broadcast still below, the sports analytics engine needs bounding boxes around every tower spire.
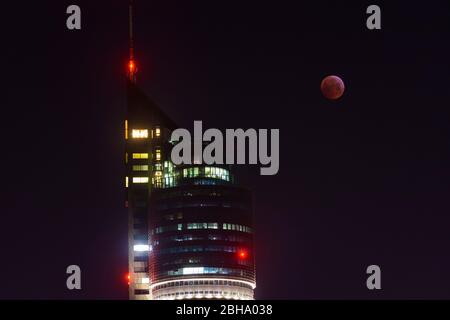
[128,0,137,82]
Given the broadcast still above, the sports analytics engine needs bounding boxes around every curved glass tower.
[125,80,256,300]
[149,167,255,300]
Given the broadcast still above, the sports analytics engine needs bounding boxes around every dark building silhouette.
[125,80,256,300]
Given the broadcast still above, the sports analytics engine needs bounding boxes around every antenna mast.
[128,0,137,82]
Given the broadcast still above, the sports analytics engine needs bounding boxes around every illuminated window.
[183,167,200,178]
[182,267,204,275]
[125,152,128,164]
[154,171,162,177]
[167,267,246,276]
[155,127,161,137]
[133,244,150,252]
[160,245,240,255]
[155,149,161,161]
[133,177,149,183]
[154,223,253,235]
[132,129,148,138]
[154,177,163,188]
[125,120,128,140]
[204,166,230,181]
[132,165,148,171]
[132,153,148,159]
[182,166,230,181]
[141,278,150,284]
[125,176,129,188]
[187,223,217,230]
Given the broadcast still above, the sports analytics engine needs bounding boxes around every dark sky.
[1,1,450,299]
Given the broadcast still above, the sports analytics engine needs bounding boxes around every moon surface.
[321,75,345,100]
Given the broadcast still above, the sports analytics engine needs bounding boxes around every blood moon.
[321,75,345,100]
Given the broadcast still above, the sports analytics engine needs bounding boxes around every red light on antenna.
[127,60,137,81]
[126,273,131,285]
[238,249,248,259]
[128,60,136,73]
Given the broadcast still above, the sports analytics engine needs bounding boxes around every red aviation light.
[127,59,137,82]
[128,60,136,74]
[126,273,131,285]
[238,249,248,259]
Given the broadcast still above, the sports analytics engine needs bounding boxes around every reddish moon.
[321,75,345,100]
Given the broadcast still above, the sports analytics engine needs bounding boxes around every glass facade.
[149,184,255,297]
[153,223,252,235]
[183,166,231,182]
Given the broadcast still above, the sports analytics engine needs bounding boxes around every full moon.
[321,75,345,100]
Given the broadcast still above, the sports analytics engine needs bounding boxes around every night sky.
[2,1,450,299]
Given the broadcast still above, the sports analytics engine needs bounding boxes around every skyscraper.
[125,2,255,300]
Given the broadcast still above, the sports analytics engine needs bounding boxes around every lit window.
[133,244,150,252]
[155,127,161,137]
[154,171,162,177]
[125,152,128,164]
[133,177,149,183]
[132,129,148,138]
[132,165,148,171]
[183,267,204,275]
[203,166,230,181]
[141,278,150,284]
[153,223,253,235]
[125,176,129,188]
[155,149,161,161]
[125,120,128,140]
[132,153,148,159]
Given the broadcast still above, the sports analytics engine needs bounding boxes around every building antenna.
[128,0,137,82]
